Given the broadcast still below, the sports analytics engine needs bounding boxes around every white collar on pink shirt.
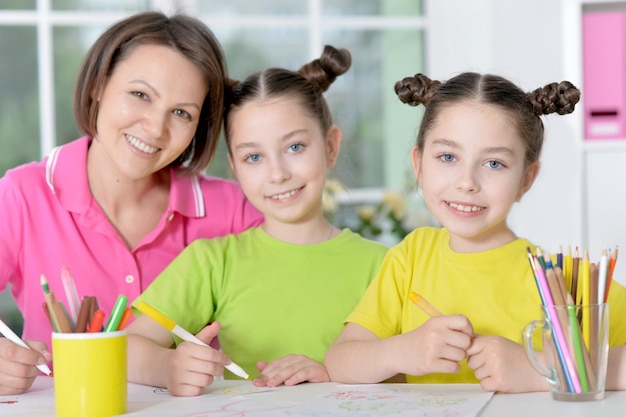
[44,136,206,218]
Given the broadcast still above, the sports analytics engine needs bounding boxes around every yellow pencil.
[136,301,251,380]
[564,245,573,291]
[408,291,442,317]
[581,249,590,349]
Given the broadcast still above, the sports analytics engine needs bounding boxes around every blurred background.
[2,0,625,335]
[0,0,429,333]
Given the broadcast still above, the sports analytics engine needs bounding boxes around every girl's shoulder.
[398,226,447,247]
[336,228,389,253]
[195,173,246,195]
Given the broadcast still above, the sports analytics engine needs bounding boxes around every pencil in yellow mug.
[136,301,251,380]
[408,291,442,317]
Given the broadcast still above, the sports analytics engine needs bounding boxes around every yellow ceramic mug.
[52,330,127,417]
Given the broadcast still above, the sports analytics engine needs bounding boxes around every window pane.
[323,0,422,16]
[53,26,97,145]
[52,0,149,11]
[0,0,35,10]
[206,28,309,179]
[323,28,425,188]
[0,25,39,176]
[197,0,306,16]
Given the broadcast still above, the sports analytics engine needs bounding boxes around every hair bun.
[528,81,581,116]
[394,73,441,107]
[298,45,352,92]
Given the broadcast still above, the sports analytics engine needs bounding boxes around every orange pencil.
[116,307,133,330]
[88,310,106,333]
[408,291,442,317]
[605,246,618,302]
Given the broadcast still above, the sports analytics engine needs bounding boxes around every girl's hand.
[253,354,330,387]
[0,338,51,395]
[466,334,549,393]
[393,315,473,376]
[166,323,231,396]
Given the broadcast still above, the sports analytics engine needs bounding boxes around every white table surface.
[2,376,625,416]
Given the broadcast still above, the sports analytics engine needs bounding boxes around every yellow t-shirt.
[346,227,626,384]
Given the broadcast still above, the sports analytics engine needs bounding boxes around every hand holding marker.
[136,301,251,380]
[0,318,53,377]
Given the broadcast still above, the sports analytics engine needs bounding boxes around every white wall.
[425,0,626,285]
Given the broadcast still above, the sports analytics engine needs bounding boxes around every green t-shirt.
[347,227,626,384]
[133,226,388,379]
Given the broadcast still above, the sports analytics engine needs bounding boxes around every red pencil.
[88,310,105,333]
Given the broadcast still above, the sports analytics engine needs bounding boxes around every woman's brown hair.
[73,11,227,175]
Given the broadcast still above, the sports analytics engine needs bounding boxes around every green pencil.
[567,304,589,392]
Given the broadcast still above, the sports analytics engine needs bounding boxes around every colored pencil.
[563,245,573,291]
[116,307,133,330]
[136,301,251,380]
[74,296,93,333]
[41,275,64,333]
[605,246,618,302]
[581,250,591,349]
[571,247,580,303]
[61,266,81,322]
[88,310,106,333]
[527,248,580,393]
[408,291,442,317]
[104,295,128,332]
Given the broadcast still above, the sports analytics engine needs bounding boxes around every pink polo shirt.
[0,136,263,349]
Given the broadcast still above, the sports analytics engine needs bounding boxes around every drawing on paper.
[153,388,170,395]
[217,385,272,396]
[175,397,295,417]
[285,385,493,417]
[150,384,271,397]
[0,397,18,404]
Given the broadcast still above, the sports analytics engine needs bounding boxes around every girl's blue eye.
[440,153,455,162]
[289,143,303,152]
[246,154,261,163]
[487,160,503,169]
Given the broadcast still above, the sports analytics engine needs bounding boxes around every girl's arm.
[324,323,399,383]
[252,354,329,387]
[126,315,177,388]
[325,317,473,384]
[606,345,626,390]
[127,315,230,396]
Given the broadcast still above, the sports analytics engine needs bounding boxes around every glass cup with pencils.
[522,244,615,401]
[522,303,609,401]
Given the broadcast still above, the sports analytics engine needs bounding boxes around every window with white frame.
[0,0,428,328]
[0,0,425,190]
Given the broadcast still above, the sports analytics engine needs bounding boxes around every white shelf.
[582,140,626,152]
